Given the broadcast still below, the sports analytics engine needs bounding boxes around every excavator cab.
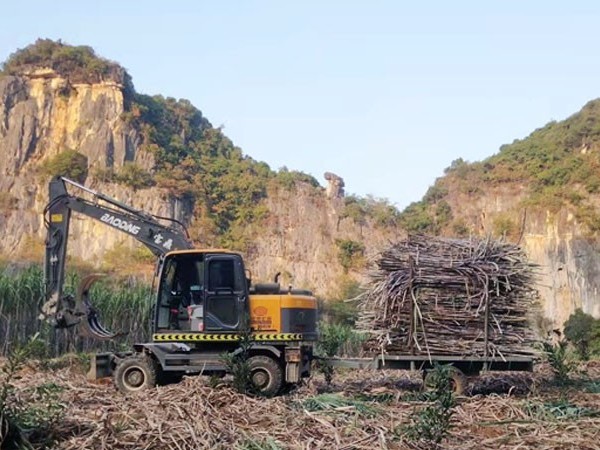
[154,251,249,334]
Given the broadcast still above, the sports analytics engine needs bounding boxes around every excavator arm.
[42,176,194,337]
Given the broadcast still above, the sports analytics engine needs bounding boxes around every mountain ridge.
[1,39,600,327]
[0,39,399,298]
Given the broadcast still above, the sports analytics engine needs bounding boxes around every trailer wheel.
[423,367,467,395]
[248,355,283,396]
[114,355,157,393]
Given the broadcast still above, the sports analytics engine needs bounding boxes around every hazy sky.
[2,1,600,209]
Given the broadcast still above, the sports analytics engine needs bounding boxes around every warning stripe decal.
[152,333,305,342]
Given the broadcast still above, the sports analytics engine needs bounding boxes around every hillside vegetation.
[400,99,600,236]
[2,40,393,251]
[0,38,133,93]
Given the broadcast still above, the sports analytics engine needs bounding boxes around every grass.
[523,398,600,421]
[0,264,152,356]
[300,393,380,417]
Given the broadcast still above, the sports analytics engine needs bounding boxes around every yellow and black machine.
[42,176,318,395]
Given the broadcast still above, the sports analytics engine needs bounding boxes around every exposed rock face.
[2,67,598,324]
[0,70,394,296]
[0,71,185,259]
[324,172,345,199]
[245,183,399,295]
[442,184,600,325]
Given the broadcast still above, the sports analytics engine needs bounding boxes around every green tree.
[41,150,88,183]
[563,309,600,360]
[340,195,367,232]
[399,201,436,234]
[335,239,365,272]
[114,162,154,190]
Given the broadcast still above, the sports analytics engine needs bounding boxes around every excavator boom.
[42,176,193,337]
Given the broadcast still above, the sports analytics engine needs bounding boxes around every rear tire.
[114,355,157,393]
[247,355,283,396]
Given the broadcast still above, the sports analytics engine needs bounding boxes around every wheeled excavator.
[42,176,318,395]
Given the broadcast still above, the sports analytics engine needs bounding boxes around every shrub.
[221,322,254,395]
[323,277,363,325]
[0,193,17,210]
[41,150,88,183]
[541,340,575,385]
[102,243,155,271]
[316,323,364,385]
[91,166,116,183]
[399,201,436,234]
[435,200,453,227]
[340,195,367,226]
[113,162,154,189]
[364,195,399,227]
[563,309,600,360]
[334,239,365,272]
[275,167,320,190]
[423,184,448,203]
[492,214,518,239]
[451,218,470,237]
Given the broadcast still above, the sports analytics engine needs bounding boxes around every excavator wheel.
[114,355,157,394]
[247,355,283,396]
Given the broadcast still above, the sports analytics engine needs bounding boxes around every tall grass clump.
[316,322,366,386]
[0,264,152,357]
[0,334,65,449]
[86,276,152,343]
[0,265,45,354]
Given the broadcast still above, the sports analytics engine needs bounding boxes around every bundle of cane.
[358,235,539,358]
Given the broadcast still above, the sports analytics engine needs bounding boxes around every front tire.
[114,355,157,394]
[247,355,283,396]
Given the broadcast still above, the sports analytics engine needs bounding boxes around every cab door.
[204,255,248,332]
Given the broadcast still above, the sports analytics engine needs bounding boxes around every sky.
[1,1,600,209]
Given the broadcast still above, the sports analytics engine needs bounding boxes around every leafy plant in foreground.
[221,319,255,395]
[401,364,456,447]
[541,340,575,385]
[0,334,65,449]
[315,323,359,386]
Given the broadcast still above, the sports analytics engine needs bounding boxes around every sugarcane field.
[1,234,600,449]
[1,358,599,450]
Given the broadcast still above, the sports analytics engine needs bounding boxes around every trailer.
[326,354,534,394]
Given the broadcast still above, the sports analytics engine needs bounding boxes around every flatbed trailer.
[328,354,533,375]
[326,354,534,393]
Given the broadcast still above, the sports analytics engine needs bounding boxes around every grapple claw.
[75,274,124,340]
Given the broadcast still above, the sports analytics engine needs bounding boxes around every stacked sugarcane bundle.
[358,235,539,358]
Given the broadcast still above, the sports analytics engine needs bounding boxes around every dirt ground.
[5,359,600,450]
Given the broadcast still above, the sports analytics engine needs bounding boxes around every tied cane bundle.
[358,235,539,358]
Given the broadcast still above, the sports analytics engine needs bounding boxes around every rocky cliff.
[2,40,600,328]
[405,102,600,327]
[0,69,187,256]
[0,41,398,297]
[441,184,600,326]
